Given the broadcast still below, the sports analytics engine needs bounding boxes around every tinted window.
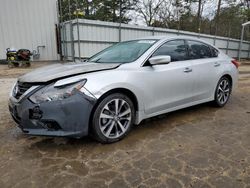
[187,40,212,59]
[211,47,219,57]
[152,40,188,62]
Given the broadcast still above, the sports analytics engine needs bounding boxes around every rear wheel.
[213,76,232,107]
[91,93,135,143]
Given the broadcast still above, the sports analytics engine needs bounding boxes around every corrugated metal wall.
[61,19,250,60]
[0,0,59,61]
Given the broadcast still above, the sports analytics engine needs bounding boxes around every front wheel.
[91,93,135,143]
[213,76,232,107]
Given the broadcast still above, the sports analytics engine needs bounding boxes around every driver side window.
[152,40,188,62]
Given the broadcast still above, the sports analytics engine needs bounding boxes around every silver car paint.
[56,36,238,124]
[18,62,120,83]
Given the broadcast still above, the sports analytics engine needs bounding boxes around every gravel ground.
[0,62,250,188]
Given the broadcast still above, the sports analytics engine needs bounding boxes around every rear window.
[187,40,213,59]
[211,47,219,57]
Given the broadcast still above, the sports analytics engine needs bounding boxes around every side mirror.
[148,55,171,65]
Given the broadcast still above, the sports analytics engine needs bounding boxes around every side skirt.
[136,97,214,125]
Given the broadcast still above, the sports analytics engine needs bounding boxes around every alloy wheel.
[99,98,132,139]
[217,78,230,105]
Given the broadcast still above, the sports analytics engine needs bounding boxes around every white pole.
[239,21,250,60]
[239,25,245,61]
[76,0,81,60]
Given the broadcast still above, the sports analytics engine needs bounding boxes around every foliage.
[59,0,138,23]
[59,0,250,40]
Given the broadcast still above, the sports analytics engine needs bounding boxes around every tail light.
[231,59,240,69]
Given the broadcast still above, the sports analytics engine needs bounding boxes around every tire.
[213,76,232,107]
[91,93,135,143]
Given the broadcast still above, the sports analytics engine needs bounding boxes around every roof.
[137,35,205,40]
[135,35,217,48]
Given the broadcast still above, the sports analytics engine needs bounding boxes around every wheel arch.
[221,74,233,88]
[213,74,233,107]
[214,74,233,96]
[88,88,139,130]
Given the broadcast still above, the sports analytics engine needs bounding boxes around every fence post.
[248,43,250,59]
[75,0,81,60]
[70,21,75,62]
[226,38,230,55]
[118,23,121,42]
[118,0,122,42]
[61,23,66,60]
[238,25,245,61]
[152,27,155,36]
[64,24,69,59]
[76,19,81,60]
[226,27,231,55]
[118,22,122,42]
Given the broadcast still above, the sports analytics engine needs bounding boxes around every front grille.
[14,82,34,99]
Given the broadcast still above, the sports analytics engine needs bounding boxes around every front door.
[140,40,195,116]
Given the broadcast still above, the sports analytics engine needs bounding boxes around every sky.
[128,0,240,26]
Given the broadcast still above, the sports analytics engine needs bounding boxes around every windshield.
[89,39,158,63]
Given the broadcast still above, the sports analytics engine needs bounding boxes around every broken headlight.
[29,80,87,103]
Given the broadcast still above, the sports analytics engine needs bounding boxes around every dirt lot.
[0,62,250,188]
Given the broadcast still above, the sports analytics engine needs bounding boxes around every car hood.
[18,62,120,83]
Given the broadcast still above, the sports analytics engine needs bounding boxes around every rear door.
[186,40,221,101]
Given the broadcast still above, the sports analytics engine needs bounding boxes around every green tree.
[58,0,250,40]
[212,4,243,38]
[59,0,138,23]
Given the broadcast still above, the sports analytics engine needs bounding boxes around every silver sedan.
[9,36,239,143]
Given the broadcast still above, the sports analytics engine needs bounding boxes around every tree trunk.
[197,0,202,33]
[215,0,222,36]
[85,0,90,17]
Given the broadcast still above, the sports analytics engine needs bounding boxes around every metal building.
[0,0,59,61]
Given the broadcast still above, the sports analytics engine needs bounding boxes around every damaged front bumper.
[8,92,97,138]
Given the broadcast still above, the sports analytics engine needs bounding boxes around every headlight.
[29,80,87,103]
[10,81,17,97]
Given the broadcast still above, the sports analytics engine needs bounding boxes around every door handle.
[184,67,192,73]
[214,62,221,67]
